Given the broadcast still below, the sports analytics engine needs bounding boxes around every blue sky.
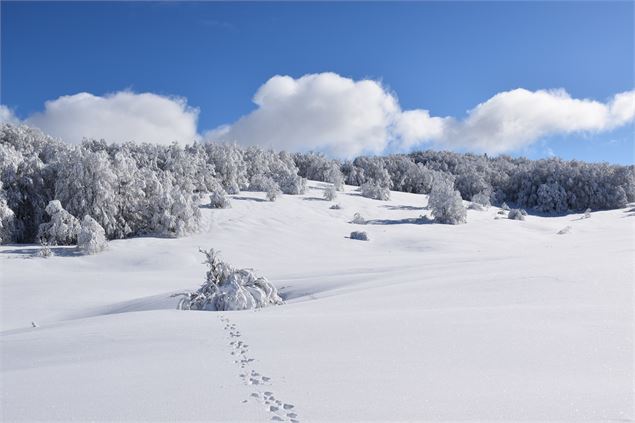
[1,1,633,163]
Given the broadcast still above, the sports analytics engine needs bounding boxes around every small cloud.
[199,19,237,32]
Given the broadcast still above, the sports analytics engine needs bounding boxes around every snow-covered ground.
[1,181,633,422]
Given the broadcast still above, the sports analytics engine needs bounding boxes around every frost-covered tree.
[209,188,231,209]
[37,200,81,245]
[0,181,16,244]
[205,143,248,194]
[351,212,365,224]
[471,191,491,208]
[537,182,568,212]
[360,181,390,201]
[428,175,467,224]
[324,184,337,201]
[77,215,107,255]
[176,249,283,311]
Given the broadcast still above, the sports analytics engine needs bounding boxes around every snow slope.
[1,182,633,422]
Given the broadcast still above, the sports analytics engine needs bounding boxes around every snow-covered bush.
[428,176,467,225]
[471,191,491,208]
[330,204,342,210]
[508,209,526,221]
[36,240,53,258]
[324,185,337,201]
[177,249,283,311]
[209,190,231,209]
[351,212,365,224]
[77,215,107,255]
[37,200,81,245]
[501,202,510,211]
[557,226,572,235]
[584,208,592,218]
[360,181,390,201]
[350,231,368,241]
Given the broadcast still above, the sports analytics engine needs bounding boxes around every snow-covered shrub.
[501,202,510,211]
[36,241,53,258]
[330,204,342,210]
[350,231,368,241]
[497,210,507,215]
[77,215,107,255]
[467,203,484,211]
[583,208,592,218]
[37,200,81,245]
[508,209,526,221]
[279,174,307,195]
[428,176,467,225]
[266,183,282,202]
[250,174,282,201]
[360,181,390,201]
[177,249,283,311]
[557,226,572,235]
[471,192,491,208]
[324,185,337,201]
[325,163,344,191]
[209,190,231,209]
[351,212,365,224]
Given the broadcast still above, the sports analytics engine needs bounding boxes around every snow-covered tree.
[324,184,337,201]
[0,181,16,244]
[37,200,81,245]
[209,189,231,209]
[428,175,467,224]
[471,191,491,208]
[176,249,283,311]
[77,215,108,255]
[360,181,390,201]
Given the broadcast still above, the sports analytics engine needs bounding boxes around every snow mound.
[176,249,283,311]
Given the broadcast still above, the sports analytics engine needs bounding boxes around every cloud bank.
[207,72,634,156]
[24,91,199,145]
[2,73,632,156]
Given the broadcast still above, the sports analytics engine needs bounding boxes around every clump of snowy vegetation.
[471,192,491,208]
[36,241,53,258]
[428,175,467,225]
[501,202,511,211]
[0,181,16,244]
[330,203,342,210]
[37,200,80,245]
[351,212,365,224]
[209,190,231,209]
[350,231,368,241]
[557,226,572,235]
[77,215,108,255]
[584,208,592,219]
[360,181,390,201]
[177,249,283,311]
[467,203,485,211]
[323,184,337,201]
[508,209,527,221]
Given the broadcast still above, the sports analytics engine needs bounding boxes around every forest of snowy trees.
[1,123,633,245]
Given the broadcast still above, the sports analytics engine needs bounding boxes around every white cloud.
[24,91,199,145]
[205,73,404,157]
[0,105,20,125]
[442,88,635,153]
[205,72,634,156]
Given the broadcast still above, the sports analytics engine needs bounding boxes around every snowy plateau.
[1,181,633,422]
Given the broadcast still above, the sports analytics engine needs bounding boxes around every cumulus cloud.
[206,73,404,157]
[24,91,199,145]
[206,72,634,156]
[0,105,19,125]
[443,88,635,153]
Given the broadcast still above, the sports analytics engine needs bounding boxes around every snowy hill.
[1,181,633,422]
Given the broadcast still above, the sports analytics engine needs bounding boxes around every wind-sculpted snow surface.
[177,249,283,311]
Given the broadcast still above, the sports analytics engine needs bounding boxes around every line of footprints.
[219,315,300,423]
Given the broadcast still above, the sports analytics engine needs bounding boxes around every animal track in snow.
[218,314,301,422]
